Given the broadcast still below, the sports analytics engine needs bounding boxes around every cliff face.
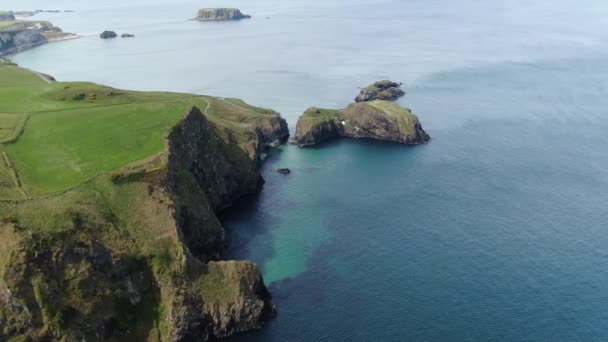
[194,8,251,21]
[0,106,282,341]
[0,21,72,56]
[294,100,430,146]
[0,29,47,56]
[166,107,262,262]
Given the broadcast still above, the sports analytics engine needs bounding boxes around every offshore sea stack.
[294,101,429,146]
[355,80,405,102]
[99,30,117,39]
[294,79,428,146]
[194,8,251,21]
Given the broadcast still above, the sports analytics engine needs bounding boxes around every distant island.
[0,15,77,56]
[194,8,251,21]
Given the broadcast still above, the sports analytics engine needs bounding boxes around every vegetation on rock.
[294,100,429,146]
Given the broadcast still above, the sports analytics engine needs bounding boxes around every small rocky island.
[100,30,117,39]
[355,80,405,102]
[121,33,135,38]
[294,100,429,146]
[194,8,251,21]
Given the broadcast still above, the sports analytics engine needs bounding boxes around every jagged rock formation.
[100,31,117,39]
[294,100,430,146]
[355,80,405,102]
[0,105,288,341]
[0,20,74,56]
[194,8,251,21]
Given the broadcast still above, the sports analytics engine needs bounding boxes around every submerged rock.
[99,30,117,39]
[294,100,430,146]
[355,80,405,102]
[194,8,251,21]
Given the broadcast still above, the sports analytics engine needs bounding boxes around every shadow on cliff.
[219,147,296,266]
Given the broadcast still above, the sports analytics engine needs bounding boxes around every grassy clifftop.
[0,63,286,341]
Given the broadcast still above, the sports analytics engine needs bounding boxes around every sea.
[7,0,608,340]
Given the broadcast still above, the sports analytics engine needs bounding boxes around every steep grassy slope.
[0,63,287,341]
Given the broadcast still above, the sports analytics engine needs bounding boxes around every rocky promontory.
[355,80,405,102]
[194,8,251,21]
[0,64,290,341]
[294,100,430,146]
[0,19,76,56]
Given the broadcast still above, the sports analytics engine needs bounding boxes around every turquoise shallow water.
[8,0,608,340]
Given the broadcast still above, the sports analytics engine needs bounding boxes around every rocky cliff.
[294,100,430,146]
[0,106,287,341]
[194,8,251,21]
[0,20,74,56]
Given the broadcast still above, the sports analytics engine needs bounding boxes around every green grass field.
[0,64,277,197]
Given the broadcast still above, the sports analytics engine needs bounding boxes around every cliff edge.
[0,64,289,341]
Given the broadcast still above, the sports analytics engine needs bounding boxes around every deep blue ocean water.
[7,0,608,340]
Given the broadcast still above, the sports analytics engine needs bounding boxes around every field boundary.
[0,113,30,145]
[1,152,29,199]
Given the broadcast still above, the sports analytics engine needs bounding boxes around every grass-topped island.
[0,61,288,341]
[294,100,430,146]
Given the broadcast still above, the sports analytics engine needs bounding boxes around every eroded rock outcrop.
[294,100,430,146]
[194,8,251,21]
[355,80,405,102]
